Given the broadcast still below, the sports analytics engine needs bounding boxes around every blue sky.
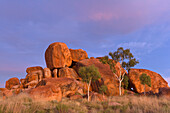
[0,0,170,87]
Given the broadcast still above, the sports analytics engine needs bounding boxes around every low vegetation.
[0,93,169,113]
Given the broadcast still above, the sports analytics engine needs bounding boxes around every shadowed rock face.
[128,69,169,94]
[45,42,72,69]
[69,49,88,62]
[5,77,20,90]
[73,59,126,96]
[159,87,170,98]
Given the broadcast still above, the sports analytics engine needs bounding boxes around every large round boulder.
[5,77,20,90]
[128,69,169,94]
[69,49,88,62]
[45,42,72,69]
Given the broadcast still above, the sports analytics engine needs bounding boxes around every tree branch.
[120,72,126,82]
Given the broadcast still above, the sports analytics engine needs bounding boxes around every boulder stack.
[2,42,169,102]
[5,77,20,90]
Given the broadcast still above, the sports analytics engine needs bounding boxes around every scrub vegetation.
[0,93,169,113]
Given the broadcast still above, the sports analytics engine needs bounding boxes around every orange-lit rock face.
[29,85,62,102]
[5,77,20,90]
[44,68,52,78]
[23,66,44,88]
[26,66,43,73]
[128,69,169,94]
[70,49,88,62]
[58,67,79,79]
[45,42,72,69]
[73,59,126,96]
[53,69,58,78]
[36,78,84,98]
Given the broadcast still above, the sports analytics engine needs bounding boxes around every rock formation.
[2,42,169,102]
[128,69,169,94]
[45,42,72,69]
[34,78,84,98]
[70,49,88,62]
[5,77,20,90]
[53,69,58,78]
[73,58,126,96]
[58,67,79,79]
[158,87,170,98]
[44,68,52,78]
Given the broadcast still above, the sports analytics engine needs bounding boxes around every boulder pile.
[1,42,169,101]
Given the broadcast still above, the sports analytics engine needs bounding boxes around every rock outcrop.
[45,42,72,69]
[58,67,79,79]
[26,66,43,73]
[53,69,58,78]
[29,84,62,102]
[5,77,20,90]
[3,42,169,102]
[35,78,84,98]
[22,66,44,88]
[158,87,170,98]
[44,68,52,78]
[73,58,126,96]
[128,69,169,94]
[70,49,88,62]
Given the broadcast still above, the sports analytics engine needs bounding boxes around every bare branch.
[120,72,126,82]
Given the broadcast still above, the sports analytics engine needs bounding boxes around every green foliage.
[109,47,139,70]
[122,75,129,89]
[78,65,101,83]
[99,56,116,73]
[99,85,108,94]
[140,73,151,87]
[100,47,139,73]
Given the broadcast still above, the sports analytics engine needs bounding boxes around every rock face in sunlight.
[29,78,84,101]
[45,42,72,69]
[2,42,169,102]
[44,68,52,78]
[5,77,20,90]
[58,67,79,79]
[73,58,126,96]
[70,49,88,62]
[128,69,169,94]
[23,66,44,88]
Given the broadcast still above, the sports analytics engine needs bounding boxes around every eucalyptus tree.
[100,47,139,95]
[79,65,101,101]
[140,73,151,95]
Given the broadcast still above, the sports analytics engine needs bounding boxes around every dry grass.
[0,93,169,113]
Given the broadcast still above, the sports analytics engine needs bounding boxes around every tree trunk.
[119,81,122,96]
[88,79,92,102]
[144,84,146,96]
